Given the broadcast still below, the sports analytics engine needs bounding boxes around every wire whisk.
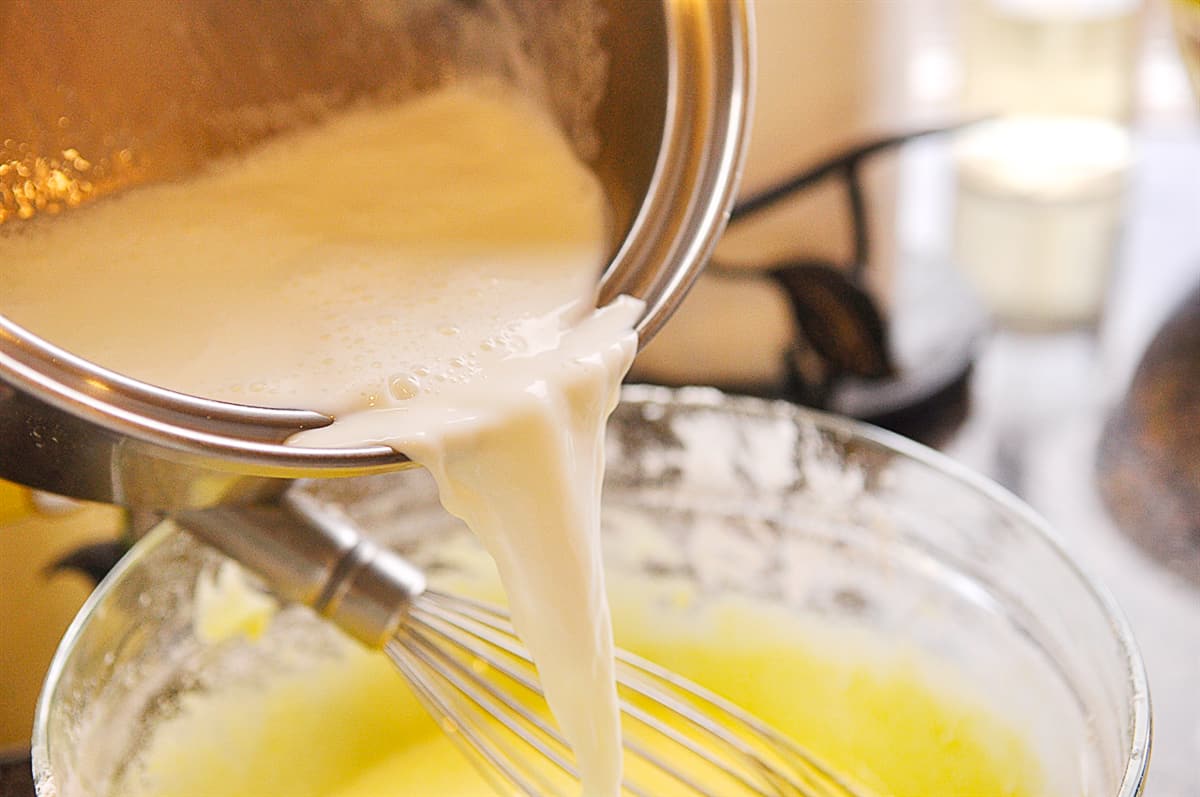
[393,590,865,797]
[177,492,869,797]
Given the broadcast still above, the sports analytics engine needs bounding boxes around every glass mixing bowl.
[34,386,1150,796]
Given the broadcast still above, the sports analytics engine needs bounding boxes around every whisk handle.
[174,490,426,648]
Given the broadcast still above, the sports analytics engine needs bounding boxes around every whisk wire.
[399,626,576,772]
[617,669,804,796]
[390,636,573,796]
[415,597,786,795]
[395,591,866,797]
[403,614,668,797]
[388,645,551,796]
[620,652,865,797]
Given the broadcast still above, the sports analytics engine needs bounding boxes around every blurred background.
[3,1,1199,795]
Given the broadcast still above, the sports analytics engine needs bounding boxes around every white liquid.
[1,83,638,797]
[1,84,616,414]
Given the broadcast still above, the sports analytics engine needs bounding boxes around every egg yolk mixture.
[125,588,1044,797]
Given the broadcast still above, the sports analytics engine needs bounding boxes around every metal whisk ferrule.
[176,490,425,648]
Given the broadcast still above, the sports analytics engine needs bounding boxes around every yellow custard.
[125,593,1044,797]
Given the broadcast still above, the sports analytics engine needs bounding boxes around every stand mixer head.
[0,0,752,510]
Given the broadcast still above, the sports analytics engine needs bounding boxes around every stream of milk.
[0,83,638,796]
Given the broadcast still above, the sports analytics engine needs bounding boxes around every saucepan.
[0,0,752,510]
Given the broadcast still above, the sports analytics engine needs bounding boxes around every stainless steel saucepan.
[0,0,753,510]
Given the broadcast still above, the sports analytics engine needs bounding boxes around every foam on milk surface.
[1,83,637,796]
[0,83,609,415]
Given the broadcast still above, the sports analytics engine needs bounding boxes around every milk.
[0,83,637,796]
